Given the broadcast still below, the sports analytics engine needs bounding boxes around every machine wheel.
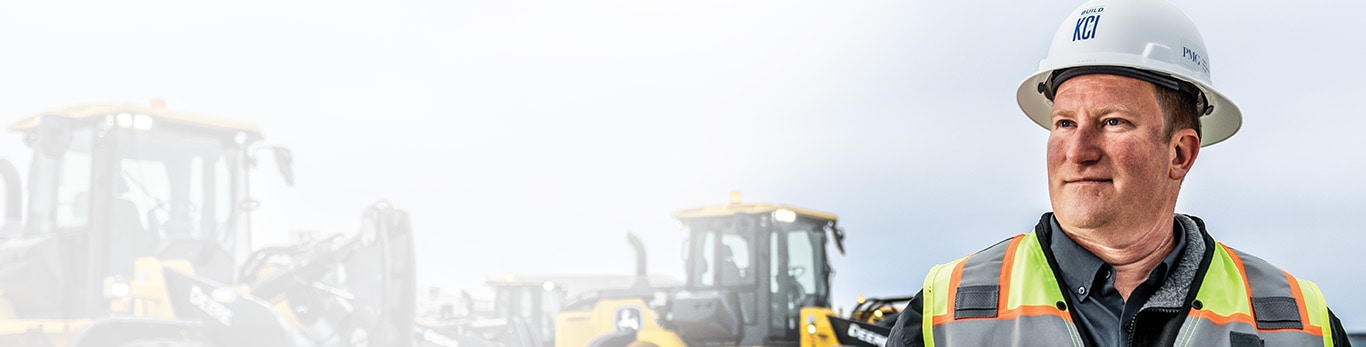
[117,338,208,347]
[586,331,637,347]
[68,318,212,347]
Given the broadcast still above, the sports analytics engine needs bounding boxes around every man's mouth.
[1065,178,1112,184]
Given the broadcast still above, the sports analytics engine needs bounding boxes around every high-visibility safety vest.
[920,231,1334,347]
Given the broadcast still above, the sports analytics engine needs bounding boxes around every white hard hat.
[1016,0,1241,147]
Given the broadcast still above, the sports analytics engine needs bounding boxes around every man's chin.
[1053,208,1114,230]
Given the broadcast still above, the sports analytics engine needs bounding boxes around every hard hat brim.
[1016,66,1242,147]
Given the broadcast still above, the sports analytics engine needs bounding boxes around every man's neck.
[1059,216,1177,301]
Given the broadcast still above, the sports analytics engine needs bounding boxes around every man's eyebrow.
[1050,105,1135,119]
[1094,105,1135,116]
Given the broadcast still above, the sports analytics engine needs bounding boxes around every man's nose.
[1065,126,1102,165]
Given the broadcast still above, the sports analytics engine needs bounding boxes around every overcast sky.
[2,0,1363,329]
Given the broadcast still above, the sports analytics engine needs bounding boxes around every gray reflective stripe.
[1174,316,1325,347]
[1230,248,1304,330]
[953,237,1011,319]
[932,315,1082,347]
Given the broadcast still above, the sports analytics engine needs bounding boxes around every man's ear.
[1170,128,1200,180]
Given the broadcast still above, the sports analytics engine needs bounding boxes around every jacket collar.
[1033,213,1213,311]
[1141,214,1206,311]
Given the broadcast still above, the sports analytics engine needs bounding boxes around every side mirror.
[252,145,295,186]
[828,224,846,255]
[271,147,294,186]
[0,159,21,234]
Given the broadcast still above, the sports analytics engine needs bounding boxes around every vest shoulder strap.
[1182,242,1334,346]
[921,231,1081,347]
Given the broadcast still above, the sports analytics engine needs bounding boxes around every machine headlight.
[806,314,817,334]
[110,281,131,298]
[773,209,797,223]
[132,114,154,130]
[115,113,155,130]
[116,113,133,128]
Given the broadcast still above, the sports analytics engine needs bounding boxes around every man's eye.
[1105,119,1124,126]
[1056,120,1075,128]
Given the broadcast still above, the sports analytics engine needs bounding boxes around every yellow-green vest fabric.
[920,231,1333,347]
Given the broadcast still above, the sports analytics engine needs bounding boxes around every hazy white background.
[1,0,1362,328]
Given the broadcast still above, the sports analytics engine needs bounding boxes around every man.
[886,0,1350,346]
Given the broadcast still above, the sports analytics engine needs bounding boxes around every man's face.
[1047,74,1182,230]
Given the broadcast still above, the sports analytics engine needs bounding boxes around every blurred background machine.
[415,273,681,347]
[555,193,896,347]
[0,103,416,346]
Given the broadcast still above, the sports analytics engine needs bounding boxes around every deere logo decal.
[1072,7,1103,41]
[614,306,642,332]
[189,285,235,326]
[847,324,888,346]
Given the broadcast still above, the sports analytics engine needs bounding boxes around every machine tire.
[586,330,637,347]
[116,338,209,347]
[68,318,209,347]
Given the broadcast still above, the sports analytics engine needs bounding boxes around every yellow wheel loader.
[415,278,565,347]
[848,295,912,326]
[554,195,891,347]
[0,103,416,346]
[415,271,686,347]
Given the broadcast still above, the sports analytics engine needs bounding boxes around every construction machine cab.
[552,195,849,347]
[487,279,567,347]
[0,103,287,319]
[667,197,844,345]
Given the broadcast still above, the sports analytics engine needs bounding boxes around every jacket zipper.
[1125,307,1182,347]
